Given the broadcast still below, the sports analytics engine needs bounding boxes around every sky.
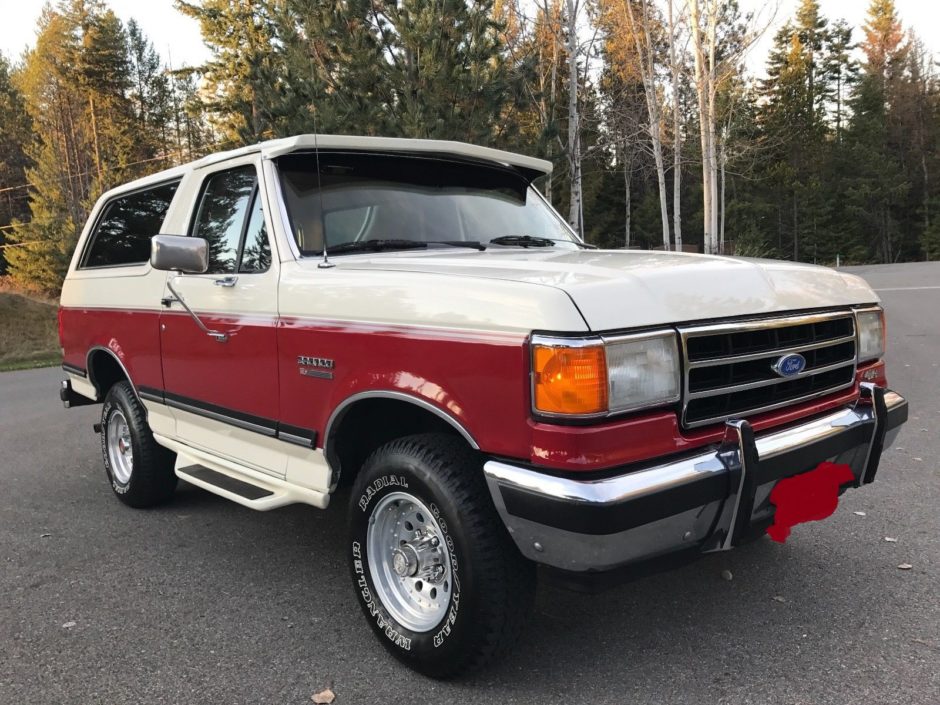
[0,0,210,68]
[1,0,938,76]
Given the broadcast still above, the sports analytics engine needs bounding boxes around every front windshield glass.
[276,152,580,255]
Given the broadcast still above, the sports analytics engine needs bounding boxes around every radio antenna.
[313,109,334,269]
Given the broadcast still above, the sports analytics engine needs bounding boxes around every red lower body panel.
[61,306,888,475]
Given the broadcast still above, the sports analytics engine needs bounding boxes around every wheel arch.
[85,346,142,405]
[324,391,480,490]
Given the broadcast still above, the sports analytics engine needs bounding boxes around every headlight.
[531,331,680,418]
[856,308,885,363]
[606,332,681,412]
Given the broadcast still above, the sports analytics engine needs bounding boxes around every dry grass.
[0,291,60,371]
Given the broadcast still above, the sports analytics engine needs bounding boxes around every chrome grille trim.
[679,310,858,428]
[687,333,857,368]
[686,359,856,399]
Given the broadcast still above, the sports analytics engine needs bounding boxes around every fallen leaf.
[897,563,913,570]
[885,537,898,542]
[721,569,733,581]
[772,595,786,603]
[311,688,335,704]
[40,533,51,538]
[853,511,867,516]
[62,621,76,629]
[913,457,923,462]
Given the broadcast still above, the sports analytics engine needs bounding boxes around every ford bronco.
[58,135,908,677]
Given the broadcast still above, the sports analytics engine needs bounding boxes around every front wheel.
[348,434,534,678]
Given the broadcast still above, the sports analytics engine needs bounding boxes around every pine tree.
[842,0,910,262]
[127,19,174,168]
[0,55,32,274]
[269,0,389,136]
[6,1,142,292]
[176,0,282,145]
[380,0,519,145]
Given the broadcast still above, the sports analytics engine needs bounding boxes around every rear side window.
[190,165,271,274]
[82,181,180,268]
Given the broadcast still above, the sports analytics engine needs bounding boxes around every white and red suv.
[58,135,908,676]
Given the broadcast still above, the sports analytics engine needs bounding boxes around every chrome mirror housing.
[150,235,208,274]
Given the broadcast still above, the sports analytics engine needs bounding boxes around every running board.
[155,433,330,511]
[178,465,274,501]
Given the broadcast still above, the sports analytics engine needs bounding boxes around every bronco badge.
[298,355,335,379]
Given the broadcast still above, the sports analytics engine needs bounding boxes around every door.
[159,160,282,472]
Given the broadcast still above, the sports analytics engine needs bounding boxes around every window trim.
[78,177,183,270]
[187,164,271,276]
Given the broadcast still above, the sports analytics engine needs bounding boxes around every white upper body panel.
[63,135,879,334]
[294,248,879,332]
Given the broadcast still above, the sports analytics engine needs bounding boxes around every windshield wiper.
[323,239,487,256]
[426,240,487,251]
[323,239,430,255]
[490,234,597,250]
[489,235,556,248]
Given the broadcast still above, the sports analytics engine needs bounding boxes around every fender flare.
[323,390,480,485]
[85,345,143,406]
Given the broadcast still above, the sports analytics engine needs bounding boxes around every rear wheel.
[100,381,177,507]
[348,433,534,678]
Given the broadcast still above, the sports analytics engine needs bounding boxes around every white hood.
[339,248,878,331]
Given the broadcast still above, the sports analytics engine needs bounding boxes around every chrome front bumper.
[484,385,908,573]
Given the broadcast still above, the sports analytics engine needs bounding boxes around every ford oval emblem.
[772,353,807,377]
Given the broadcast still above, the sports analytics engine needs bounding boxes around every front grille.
[679,311,857,428]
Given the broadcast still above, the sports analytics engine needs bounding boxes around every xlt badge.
[298,355,335,379]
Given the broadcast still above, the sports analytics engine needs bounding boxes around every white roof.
[103,135,552,202]
[257,135,553,176]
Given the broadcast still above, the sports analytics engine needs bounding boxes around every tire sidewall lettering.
[357,474,409,512]
[100,399,130,494]
[352,482,463,653]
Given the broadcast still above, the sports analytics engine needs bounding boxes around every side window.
[190,166,270,275]
[83,180,180,268]
[239,191,272,273]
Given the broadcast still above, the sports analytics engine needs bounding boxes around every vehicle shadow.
[153,480,887,698]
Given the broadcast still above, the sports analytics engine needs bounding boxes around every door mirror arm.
[165,277,228,343]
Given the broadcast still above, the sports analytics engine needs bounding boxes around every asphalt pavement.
[1,262,938,704]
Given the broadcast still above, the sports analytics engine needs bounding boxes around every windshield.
[276,152,580,256]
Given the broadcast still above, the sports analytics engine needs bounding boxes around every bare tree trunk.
[691,0,720,255]
[625,0,670,250]
[690,0,712,254]
[89,93,104,189]
[706,4,719,254]
[719,132,726,253]
[565,0,582,235]
[668,0,682,251]
[792,193,799,261]
[623,147,633,247]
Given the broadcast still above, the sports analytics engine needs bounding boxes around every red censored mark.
[767,462,856,543]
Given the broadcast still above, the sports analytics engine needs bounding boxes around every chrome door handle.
[165,278,229,343]
[214,275,238,287]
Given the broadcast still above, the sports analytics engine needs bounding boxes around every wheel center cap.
[118,438,127,454]
[391,545,419,578]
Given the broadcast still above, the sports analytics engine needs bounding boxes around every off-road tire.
[100,381,177,507]
[348,433,535,678]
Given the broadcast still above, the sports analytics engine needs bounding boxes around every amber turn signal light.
[532,344,608,416]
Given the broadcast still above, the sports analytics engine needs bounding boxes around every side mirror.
[150,234,208,274]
